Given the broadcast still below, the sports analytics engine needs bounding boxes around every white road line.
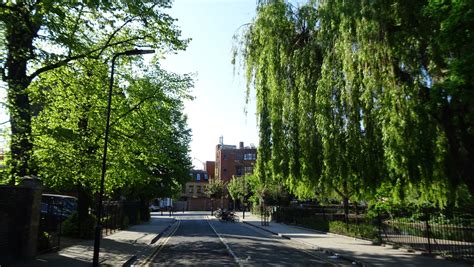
[239,222,338,266]
[141,220,181,266]
[206,217,242,267]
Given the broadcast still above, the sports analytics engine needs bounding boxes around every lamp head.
[123,49,155,56]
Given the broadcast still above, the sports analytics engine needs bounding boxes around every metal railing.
[274,206,473,262]
[38,197,64,253]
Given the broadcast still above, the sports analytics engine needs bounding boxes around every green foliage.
[328,221,379,241]
[121,215,130,229]
[28,56,192,204]
[246,173,289,206]
[205,178,226,199]
[37,231,52,252]
[1,0,190,182]
[234,0,474,209]
[227,175,249,203]
[61,212,96,239]
[298,216,330,232]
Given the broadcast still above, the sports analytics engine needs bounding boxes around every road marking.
[206,217,243,266]
[140,219,181,266]
[240,221,339,266]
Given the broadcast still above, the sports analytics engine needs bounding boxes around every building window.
[236,167,243,176]
[204,174,208,180]
[188,185,194,193]
[197,173,201,181]
[197,186,202,193]
[244,166,253,173]
[223,153,227,160]
[244,153,256,160]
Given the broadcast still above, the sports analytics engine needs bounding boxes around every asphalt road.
[148,212,335,266]
[208,216,334,266]
[149,212,235,265]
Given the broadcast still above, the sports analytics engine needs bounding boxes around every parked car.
[149,204,160,212]
[41,194,78,221]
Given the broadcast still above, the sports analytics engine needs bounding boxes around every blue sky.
[160,0,260,169]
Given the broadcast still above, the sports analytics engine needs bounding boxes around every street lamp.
[93,49,154,267]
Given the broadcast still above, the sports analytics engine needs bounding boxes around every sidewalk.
[14,215,175,267]
[241,213,471,267]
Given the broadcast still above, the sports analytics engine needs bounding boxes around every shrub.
[329,221,379,241]
[121,215,130,229]
[37,231,52,252]
[61,212,96,239]
[299,216,330,232]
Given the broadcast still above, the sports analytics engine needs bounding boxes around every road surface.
[148,212,336,266]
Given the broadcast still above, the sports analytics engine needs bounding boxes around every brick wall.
[0,177,42,265]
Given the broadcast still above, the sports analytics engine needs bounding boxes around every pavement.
[14,214,175,267]
[240,212,472,267]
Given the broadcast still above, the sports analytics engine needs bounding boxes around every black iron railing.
[274,206,473,262]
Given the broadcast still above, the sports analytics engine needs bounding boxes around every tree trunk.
[342,179,349,225]
[343,196,349,225]
[139,196,150,221]
[77,185,92,238]
[441,100,474,196]
[4,3,40,183]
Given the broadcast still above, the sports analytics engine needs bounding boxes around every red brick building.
[215,141,257,182]
[205,161,215,179]
[177,140,257,211]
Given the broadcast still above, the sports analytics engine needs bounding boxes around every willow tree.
[236,0,473,211]
[234,1,323,201]
[0,0,187,183]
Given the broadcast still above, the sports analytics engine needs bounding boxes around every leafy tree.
[205,178,226,210]
[30,57,193,225]
[227,175,249,209]
[246,173,286,208]
[0,0,188,183]
[235,0,473,214]
[206,177,225,199]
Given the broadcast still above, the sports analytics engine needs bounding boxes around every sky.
[160,0,260,170]
[0,0,262,170]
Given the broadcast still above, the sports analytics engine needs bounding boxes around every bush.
[329,221,379,241]
[37,231,52,252]
[121,215,130,229]
[299,216,329,232]
[61,212,96,239]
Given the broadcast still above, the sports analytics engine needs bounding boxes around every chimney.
[239,142,244,149]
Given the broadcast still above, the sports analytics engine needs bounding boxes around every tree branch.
[96,2,159,58]
[110,95,155,127]
[28,49,100,81]
[97,17,137,58]
[332,185,345,199]
[28,35,151,81]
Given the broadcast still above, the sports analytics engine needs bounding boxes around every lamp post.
[92,49,154,267]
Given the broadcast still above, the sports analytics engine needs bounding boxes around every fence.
[38,199,142,251]
[38,196,65,253]
[100,200,142,236]
[381,213,473,259]
[102,201,122,236]
[275,206,473,262]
